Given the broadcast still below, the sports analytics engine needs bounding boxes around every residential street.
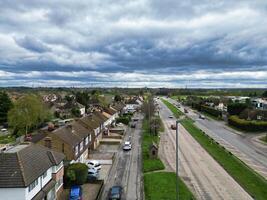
[158,99,252,200]
[166,97,267,179]
[100,113,143,200]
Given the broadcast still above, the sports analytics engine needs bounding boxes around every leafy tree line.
[8,94,52,136]
[0,91,13,124]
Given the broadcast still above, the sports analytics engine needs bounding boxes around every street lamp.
[176,120,179,200]
[176,116,185,200]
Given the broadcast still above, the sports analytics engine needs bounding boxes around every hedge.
[64,163,88,186]
[116,116,131,125]
[201,105,222,118]
[228,115,267,132]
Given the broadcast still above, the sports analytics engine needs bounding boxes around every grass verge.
[142,119,165,172]
[161,98,183,118]
[181,118,267,200]
[144,172,195,200]
[260,135,267,144]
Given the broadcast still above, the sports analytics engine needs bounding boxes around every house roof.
[0,143,64,188]
[78,112,103,130]
[104,107,117,115]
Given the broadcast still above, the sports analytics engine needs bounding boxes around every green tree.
[227,103,248,116]
[0,91,13,123]
[71,107,81,117]
[65,163,88,186]
[114,94,122,102]
[262,91,267,98]
[8,94,51,136]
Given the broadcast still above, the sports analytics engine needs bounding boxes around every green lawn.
[161,98,184,118]
[181,118,267,200]
[142,119,165,172]
[0,134,16,144]
[144,172,195,200]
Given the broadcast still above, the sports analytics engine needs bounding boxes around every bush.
[201,105,222,118]
[227,103,248,115]
[228,115,267,132]
[65,163,88,186]
[116,116,131,125]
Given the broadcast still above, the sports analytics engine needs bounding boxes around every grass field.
[144,172,195,200]
[181,118,267,200]
[161,98,183,118]
[142,119,165,172]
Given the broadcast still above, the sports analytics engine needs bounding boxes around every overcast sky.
[0,0,267,88]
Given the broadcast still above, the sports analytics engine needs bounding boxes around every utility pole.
[176,120,179,200]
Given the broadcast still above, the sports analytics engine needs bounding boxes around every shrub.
[116,116,131,125]
[227,103,248,115]
[201,105,222,118]
[228,115,267,132]
[65,163,88,186]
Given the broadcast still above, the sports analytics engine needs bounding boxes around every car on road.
[130,123,136,128]
[171,124,177,130]
[87,160,101,171]
[199,114,206,119]
[108,186,123,200]
[133,118,139,121]
[69,185,83,200]
[184,109,188,113]
[123,141,132,151]
[168,115,174,118]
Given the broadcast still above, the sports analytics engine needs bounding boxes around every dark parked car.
[69,185,83,200]
[130,123,136,128]
[108,186,123,200]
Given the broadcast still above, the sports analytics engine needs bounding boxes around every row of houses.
[0,102,125,200]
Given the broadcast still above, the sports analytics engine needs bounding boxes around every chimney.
[44,137,52,149]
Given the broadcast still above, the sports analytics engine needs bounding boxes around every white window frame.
[28,178,39,192]
[79,141,83,152]
[42,170,47,179]
[75,145,78,155]
[85,136,89,145]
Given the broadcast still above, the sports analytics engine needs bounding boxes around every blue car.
[108,186,123,200]
[69,185,83,200]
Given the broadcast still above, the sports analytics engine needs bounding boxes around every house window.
[62,143,64,153]
[75,146,78,155]
[79,141,83,152]
[28,179,39,192]
[89,134,91,142]
[43,171,47,179]
[85,136,89,145]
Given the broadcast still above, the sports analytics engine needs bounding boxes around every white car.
[123,141,132,151]
[199,115,206,120]
[117,123,124,127]
[87,160,101,171]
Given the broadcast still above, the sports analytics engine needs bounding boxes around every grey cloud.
[14,36,51,53]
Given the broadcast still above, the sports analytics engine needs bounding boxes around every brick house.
[33,121,93,164]
[0,143,65,200]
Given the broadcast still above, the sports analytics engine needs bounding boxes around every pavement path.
[158,99,252,200]
[100,113,143,200]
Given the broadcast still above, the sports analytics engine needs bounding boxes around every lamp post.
[176,120,179,200]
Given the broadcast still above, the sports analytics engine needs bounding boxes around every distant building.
[0,143,65,200]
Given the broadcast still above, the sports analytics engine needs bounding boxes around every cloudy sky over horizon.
[0,0,267,88]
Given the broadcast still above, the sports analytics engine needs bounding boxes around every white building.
[0,143,65,200]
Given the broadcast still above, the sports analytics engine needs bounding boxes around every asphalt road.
[157,99,252,200]
[166,97,267,178]
[100,113,143,200]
